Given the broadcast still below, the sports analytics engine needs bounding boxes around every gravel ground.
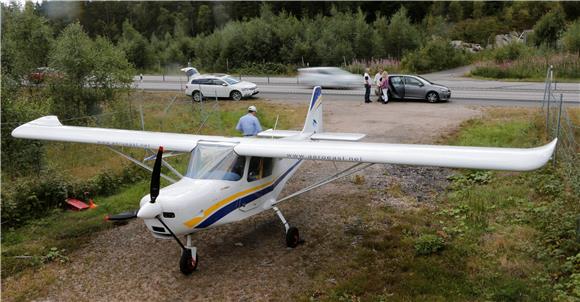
[3,100,480,302]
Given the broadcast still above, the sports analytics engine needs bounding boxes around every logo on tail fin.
[310,86,322,110]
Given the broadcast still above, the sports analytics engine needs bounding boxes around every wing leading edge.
[235,139,557,171]
[11,116,238,152]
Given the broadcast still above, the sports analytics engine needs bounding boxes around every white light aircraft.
[12,87,557,275]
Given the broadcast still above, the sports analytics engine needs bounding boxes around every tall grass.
[345,58,404,75]
[471,52,580,80]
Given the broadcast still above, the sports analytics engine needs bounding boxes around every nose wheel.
[179,248,198,275]
[179,235,198,275]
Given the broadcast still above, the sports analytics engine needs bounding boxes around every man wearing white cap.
[236,105,262,136]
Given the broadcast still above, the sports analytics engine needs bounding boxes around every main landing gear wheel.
[286,226,300,248]
[179,248,198,275]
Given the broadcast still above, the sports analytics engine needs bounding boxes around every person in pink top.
[380,71,389,104]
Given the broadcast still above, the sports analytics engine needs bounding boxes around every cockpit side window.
[247,157,273,182]
[185,144,245,181]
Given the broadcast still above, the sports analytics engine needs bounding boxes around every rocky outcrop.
[450,40,483,53]
[494,30,533,47]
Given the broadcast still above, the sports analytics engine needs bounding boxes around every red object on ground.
[66,198,90,211]
[88,199,98,209]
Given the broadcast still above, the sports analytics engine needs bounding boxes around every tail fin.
[302,86,323,134]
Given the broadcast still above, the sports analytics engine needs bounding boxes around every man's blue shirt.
[236,113,262,136]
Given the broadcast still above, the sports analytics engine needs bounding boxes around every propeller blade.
[150,146,164,203]
[105,210,138,221]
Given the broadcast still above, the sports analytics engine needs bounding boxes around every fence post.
[553,94,564,166]
[546,87,551,134]
[545,67,553,133]
[542,66,551,109]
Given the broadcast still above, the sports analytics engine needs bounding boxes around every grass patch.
[301,108,579,301]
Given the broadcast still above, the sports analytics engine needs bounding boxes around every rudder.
[302,86,323,134]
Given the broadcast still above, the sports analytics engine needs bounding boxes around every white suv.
[184,74,259,101]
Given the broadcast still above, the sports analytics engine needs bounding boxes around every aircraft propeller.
[105,146,164,221]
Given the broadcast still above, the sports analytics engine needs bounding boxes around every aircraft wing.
[11,116,238,152]
[235,138,557,171]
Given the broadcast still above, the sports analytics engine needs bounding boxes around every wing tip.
[11,115,62,138]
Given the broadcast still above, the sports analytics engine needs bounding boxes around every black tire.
[192,91,202,102]
[426,91,439,103]
[179,249,198,275]
[286,227,300,248]
[230,90,242,101]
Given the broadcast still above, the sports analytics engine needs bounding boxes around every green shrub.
[492,42,531,63]
[451,17,507,45]
[0,166,148,229]
[402,38,471,73]
[414,234,445,256]
[532,7,567,48]
[561,20,580,53]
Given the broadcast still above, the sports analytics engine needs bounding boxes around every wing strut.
[107,146,177,183]
[274,162,374,205]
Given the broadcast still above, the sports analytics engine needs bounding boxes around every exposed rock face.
[494,30,533,48]
[450,40,483,53]
[451,30,533,52]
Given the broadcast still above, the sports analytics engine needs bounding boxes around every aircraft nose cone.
[137,201,162,219]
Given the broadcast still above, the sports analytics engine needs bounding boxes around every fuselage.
[141,153,302,239]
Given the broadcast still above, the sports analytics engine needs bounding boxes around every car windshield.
[416,76,433,85]
[185,143,245,181]
[223,77,240,85]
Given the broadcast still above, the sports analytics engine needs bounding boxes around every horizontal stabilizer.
[311,132,365,141]
[257,129,301,138]
[257,129,365,141]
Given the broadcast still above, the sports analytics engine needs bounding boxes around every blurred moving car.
[298,67,361,89]
[185,74,259,101]
[387,74,451,103]
[29,67,62,83]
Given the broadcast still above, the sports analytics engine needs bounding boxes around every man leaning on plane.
[236,105,262,136]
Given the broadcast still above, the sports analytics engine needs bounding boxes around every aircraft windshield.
[185,144,245,181]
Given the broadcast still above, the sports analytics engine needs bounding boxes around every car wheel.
[230,90,242,101]
[426,91,439,103]
[192,91,202,102]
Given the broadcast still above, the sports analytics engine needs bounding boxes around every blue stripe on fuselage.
[196,160,302,229]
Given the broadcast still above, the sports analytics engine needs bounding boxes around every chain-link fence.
[541,65,580,195]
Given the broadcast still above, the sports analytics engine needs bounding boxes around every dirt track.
[3,100,480,302]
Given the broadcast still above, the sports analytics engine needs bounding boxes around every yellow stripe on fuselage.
[184,180,273,228]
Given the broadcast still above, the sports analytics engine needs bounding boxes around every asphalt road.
[134,71,579,107]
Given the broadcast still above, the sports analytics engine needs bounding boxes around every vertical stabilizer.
[302,86,323,134]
